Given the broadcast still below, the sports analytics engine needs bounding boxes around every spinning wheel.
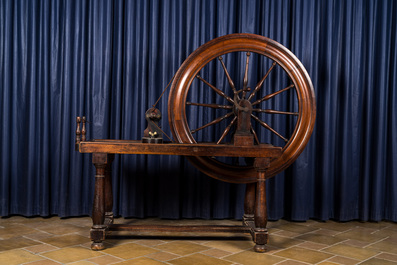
[169,33,316,183]
[75,33,316,252]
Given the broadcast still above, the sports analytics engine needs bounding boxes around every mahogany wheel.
[168,33,316,183]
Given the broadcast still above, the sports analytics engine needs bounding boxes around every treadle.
[108,224,252,233]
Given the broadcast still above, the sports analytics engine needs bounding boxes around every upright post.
[252,157,270,252]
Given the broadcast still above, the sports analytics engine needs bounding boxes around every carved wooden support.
[91,153,114,250]
[75,117,81,151]
[243,182,256,224]
[233,98,254,146]
[252,157,270,253]
[105,154,115,225]
[82,116,86,141]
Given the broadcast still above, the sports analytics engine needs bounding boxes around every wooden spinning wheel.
[75,33,316,252]
[169,33,316,183]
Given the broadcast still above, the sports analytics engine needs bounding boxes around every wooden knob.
[82,116,86,141]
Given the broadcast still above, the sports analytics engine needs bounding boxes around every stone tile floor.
[0,216,396,264]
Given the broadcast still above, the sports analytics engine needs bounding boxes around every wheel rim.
[168,33,316,183]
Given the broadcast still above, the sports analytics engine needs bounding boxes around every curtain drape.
[1,0,396,222]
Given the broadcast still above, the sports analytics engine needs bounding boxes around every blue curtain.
[1,0,396,222]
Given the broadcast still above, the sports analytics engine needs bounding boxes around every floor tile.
[311,228,340,237]
[273,247,333,264]
[39,224,87,235]
[0,236,41,251]
[169,253,232,265]
[24,259,61,265]
[373,228,397,241]
[385,222,397,231]
[275,223,318,234]
[102,243,158,259]
[343,239,371,248]
[24,243,59,253]
[268,219,290,227]
[23,231,54,241]
[63,217,93,227]
[310,221,356,232]
[352,221,390,230]
[359,258,397,265]
[267,235,303,249]
[103,236,138,246]
[40,234,90,248]
[273,230,301,238]
[65,261,96,265]
[114,257,164,265]
[88,254,124,264]
[133,239,165,247]
[335,228,387,243]
[296,233,344,245]
[225,251,285,265]
[203,239,254,253]
[366,238,397,254]
[146,251,180,261]
[261,245,285,254]
[375,253,397,262]
[327,255,360,265]
[200,248,232,258]
[323,243,379,260]
[41,246,104,263]
[156,241,210,255]
[0,224,37,239]
[1,216,395,265]
[297,241,329,250]
[114,257,166,265]
[278,260,312,265]
[0,249,43,265]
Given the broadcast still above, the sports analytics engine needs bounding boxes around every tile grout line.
[363,235,390,249]
[317,253,358,265]
[373,251,397,263]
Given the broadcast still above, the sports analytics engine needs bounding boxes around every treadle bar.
[108,224,252,233]
[107,223,264,247]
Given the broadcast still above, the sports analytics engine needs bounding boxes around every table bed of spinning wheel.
[75,33,316,253]
[76,138,281,253]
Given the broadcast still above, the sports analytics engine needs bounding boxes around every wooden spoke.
[248,62,277,101]
[187,102,233,110]
[243,52,251,92]
[218,56,239,98]
[251,114,288,142]
[252,84,294,106]
[191,112,234,134]
[252,109,298,116]
[250,125,260,145]
[196,75,234,104]
[217,116,237,144]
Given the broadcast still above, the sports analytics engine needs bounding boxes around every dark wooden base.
[88,152,274,253]
[89,215,268,252]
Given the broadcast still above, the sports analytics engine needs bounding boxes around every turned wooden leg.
[91,153,112,251]
[243,183,256,225]
[253,157,270,253]
[254,171,267,252]
[105,155,115,225]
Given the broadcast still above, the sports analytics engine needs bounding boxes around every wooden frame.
[76,139,281,252]
[74,33,315,253]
